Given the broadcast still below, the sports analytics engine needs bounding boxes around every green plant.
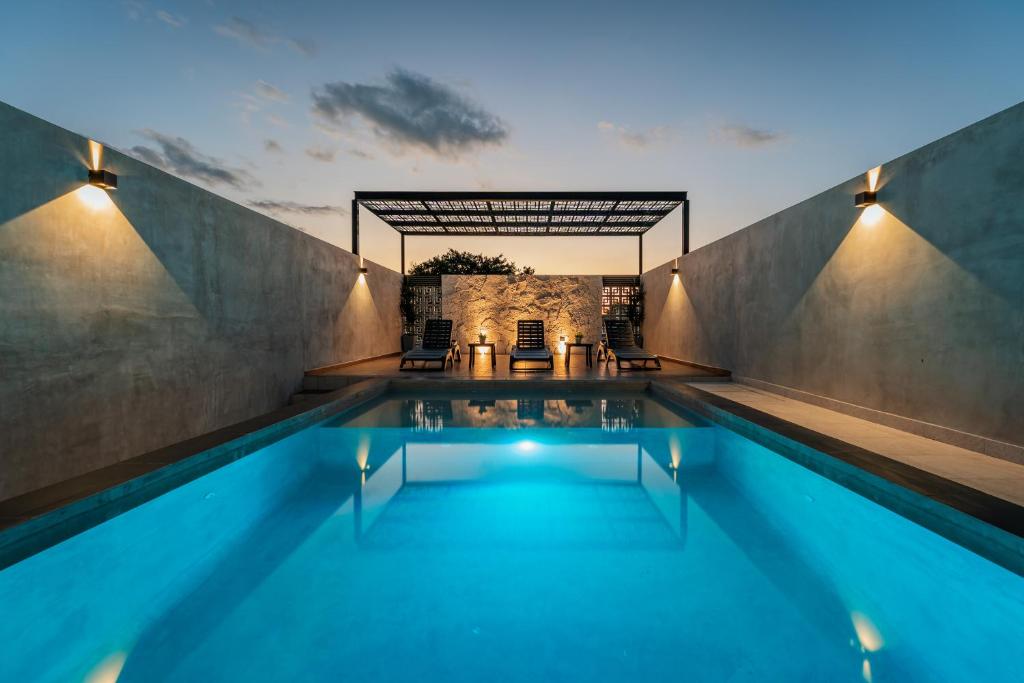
[408,248,535,276]
[399,277,418,333]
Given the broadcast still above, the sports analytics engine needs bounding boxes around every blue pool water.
[2,395,1022,682]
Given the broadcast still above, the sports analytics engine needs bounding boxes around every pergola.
[351,191,689,274]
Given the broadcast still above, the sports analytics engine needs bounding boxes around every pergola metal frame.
[351,191,689,275]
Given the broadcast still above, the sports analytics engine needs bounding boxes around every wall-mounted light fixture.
[671,266,679,275]
[359,266,368,275]
[854,191,877,208]
[88,169,118,191]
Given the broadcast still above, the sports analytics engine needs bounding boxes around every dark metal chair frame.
[509,320,555,371]
[604,319,661,370]
[399,319,455,371]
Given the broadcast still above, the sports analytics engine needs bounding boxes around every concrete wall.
[643,102,1024,451]
[0,102,402,500]
[442,274,603,353]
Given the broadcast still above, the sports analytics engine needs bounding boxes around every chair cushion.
[611,346,657,359]
[511,347,552,360]
[403,348,449,360]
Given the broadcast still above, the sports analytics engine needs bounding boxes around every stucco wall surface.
[0,102,402,500]
[643,102,1024,448]
[442,275,603,353]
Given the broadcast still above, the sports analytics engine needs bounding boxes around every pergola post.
[400,234,406,275]
[351,198,360,256]
[638,234,643,275]
[682,198,690,255]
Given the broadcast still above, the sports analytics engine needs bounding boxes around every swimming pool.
[1,392,1022,681]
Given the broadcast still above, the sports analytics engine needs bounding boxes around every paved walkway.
[690,382,1024,507]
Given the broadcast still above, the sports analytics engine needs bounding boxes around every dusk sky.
[2,0,1022,273]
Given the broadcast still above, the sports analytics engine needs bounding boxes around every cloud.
[286,38,318,58]
[714,124,785,148]
[130,129,256,189]
[311,68,509,157]
[264,139,283,153]
[156,10,185,28]
[254,80,289,103]
[305,147,336,162]
[248,200,345,216]
[348,148,373,160]
[266,114,290,128]
[214,16,317,58]
[597,121,675,150]
[214,16,274,49]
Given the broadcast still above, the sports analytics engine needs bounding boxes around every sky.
[2,0,1022,274]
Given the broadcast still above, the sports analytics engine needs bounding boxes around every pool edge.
[0,378,390,570]
[651,380,1024,576]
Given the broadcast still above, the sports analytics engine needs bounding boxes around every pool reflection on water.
[0,397,1022,682]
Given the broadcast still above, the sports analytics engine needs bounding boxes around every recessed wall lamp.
[88,169,118,191]
[854,191,877,208]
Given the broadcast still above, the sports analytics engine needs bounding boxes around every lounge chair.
[399,319,455,370]
[604,319,661,370]
[509,319,554,371]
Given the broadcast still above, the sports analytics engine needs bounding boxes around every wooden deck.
[303,352,730,391]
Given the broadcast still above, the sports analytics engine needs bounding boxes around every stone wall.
[442,275,603,353]
[0,101,402,500]
[643,101,1024,453]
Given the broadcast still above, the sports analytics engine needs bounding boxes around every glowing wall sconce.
[558,335,567,354]
[854,191,876,208]
[671,266,679,276]
[359,266,368,275]
[88,169,118,190]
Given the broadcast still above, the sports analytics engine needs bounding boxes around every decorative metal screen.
[601,276,641,318]
[404,275,442,342]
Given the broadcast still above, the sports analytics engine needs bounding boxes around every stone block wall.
[442,275,603,353]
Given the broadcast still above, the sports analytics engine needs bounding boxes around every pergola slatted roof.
[354,191,686,236]
[350,190,690,275]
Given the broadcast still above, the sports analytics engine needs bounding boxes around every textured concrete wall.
[442,275,603,353]
[643,102,1024,448]
[0,102,402,500]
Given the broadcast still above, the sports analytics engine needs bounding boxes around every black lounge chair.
[604,319,661,370]
[509,320,554,371]
[399,319,455,370]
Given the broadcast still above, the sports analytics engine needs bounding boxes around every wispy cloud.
[305,147,336,162]
[286,38,317,58]
[714,123,786,148]
[266,114,290,128]
[311,68,509,158]
[130,129,256,189]
[264,139,283,153]
[248,200,345,216]
[348,148,373,160]
[597,121,675,150]
[254,80,289,103]
[214,16,317,58]
[155,9,185,28]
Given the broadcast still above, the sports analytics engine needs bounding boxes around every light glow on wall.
[76,184,113,210]
[866,165,882,193]
[88,139,103,171]
[859,204,885,227]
